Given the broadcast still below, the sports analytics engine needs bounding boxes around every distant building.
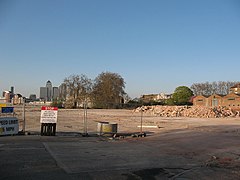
[193,83,240,108]
[29,94,37,101]
[59,83,67,100]
[140,93,172,103]
[52,87,59,100]
[2,91,11,103]
[193,84,240,109]
[13,94,23,105]
[229,83,240,94]
[40,87,48,101]
[40,80,59,101]
[10,86,14,99]
[2,86,15,103]
[193,93,240,108]
[46,80,52,99]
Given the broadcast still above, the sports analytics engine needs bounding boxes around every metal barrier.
[13,105,145,135]
[41,123,56,136]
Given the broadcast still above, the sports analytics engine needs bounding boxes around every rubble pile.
[134,105,240,118]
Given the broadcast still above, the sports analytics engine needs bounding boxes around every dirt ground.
[3,105,240,179]
[14,105,240,136]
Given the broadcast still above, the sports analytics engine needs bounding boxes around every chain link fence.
[14,105,149,135]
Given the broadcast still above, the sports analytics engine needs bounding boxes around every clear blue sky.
[0,0,240,98]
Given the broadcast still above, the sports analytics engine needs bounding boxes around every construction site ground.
[1,106,240,179]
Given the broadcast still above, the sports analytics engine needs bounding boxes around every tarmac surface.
[1,125,240,180]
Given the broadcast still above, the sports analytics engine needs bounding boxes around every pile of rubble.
[134,105,240,118]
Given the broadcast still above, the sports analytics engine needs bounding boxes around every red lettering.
[41,106,58,111]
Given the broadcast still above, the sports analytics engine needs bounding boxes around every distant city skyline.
[1,1,240,98]
[40,80,59,101]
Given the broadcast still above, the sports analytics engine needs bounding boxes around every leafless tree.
[191,81,240,96]
[61,74,92,108]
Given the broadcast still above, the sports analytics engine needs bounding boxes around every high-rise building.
[46,80,52,100]
[59,83,67,100]
[40,80,59,101]
[52,87,59,100]
[40,87,48,101]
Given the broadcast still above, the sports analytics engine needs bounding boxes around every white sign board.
[40,106,58,123]
[0,117,19,135]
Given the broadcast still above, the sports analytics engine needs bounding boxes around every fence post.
[22,98,26,133]
[82,100,88,136]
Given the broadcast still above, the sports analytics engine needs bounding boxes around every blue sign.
[1,107,14,113]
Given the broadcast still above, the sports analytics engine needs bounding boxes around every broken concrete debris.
[134,105,240,118]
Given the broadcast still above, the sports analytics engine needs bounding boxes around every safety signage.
[0,104,7,108]
[40,106,58,123]
[1,107,14,113]
[0,117,19,135]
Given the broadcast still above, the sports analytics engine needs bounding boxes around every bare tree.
[61,74,92,108]
[191,82,211,96]
[191,81,240,96]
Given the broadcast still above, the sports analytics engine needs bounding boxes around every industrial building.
[193,83,240,108]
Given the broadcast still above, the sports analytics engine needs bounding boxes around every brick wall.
[193,93,240,108]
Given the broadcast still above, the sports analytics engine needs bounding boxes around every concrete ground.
[1,125,240,180]
[1,107,240,179]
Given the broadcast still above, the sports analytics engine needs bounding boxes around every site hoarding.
[40,106,58,123]
[0,117,19,136]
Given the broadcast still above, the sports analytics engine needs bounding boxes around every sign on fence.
[0,104,7,108]
[1,107,14,113]
[0,117,19,135]
[40,106,58,123]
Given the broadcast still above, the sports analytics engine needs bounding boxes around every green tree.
[92,72,126,109]
[164,98,175,106]
[172,86,193,105]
